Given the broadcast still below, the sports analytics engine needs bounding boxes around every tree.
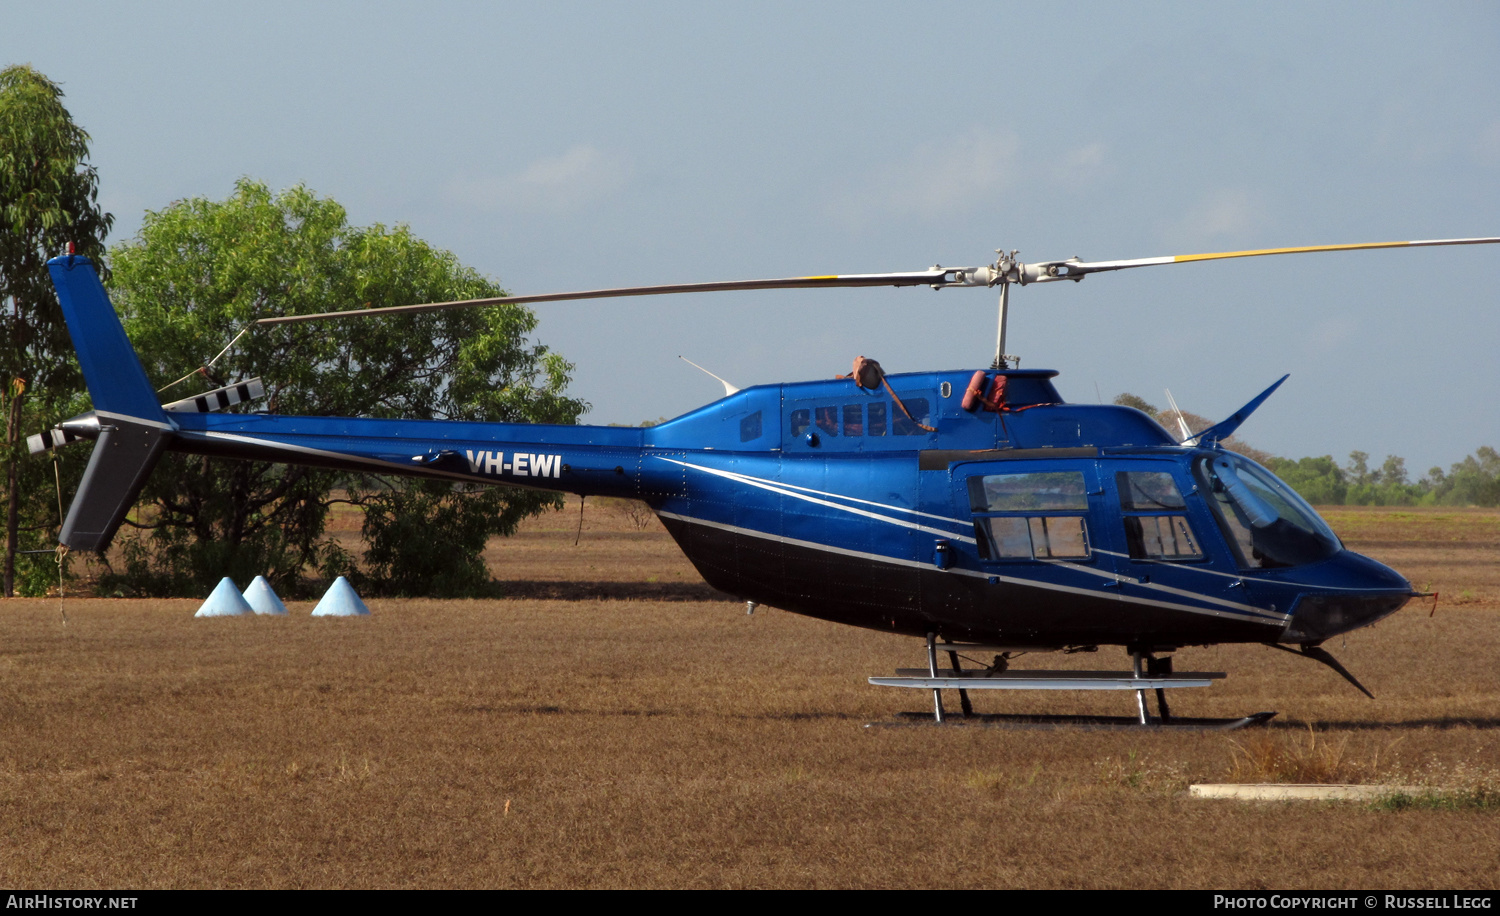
[1342,451,1422,506]
[106,179,585,596]
[1265,455,1348,505]
[1426,446,1500,508]
[1379,455,1409,488]
[1112,392,1158,415]
[0,65,113,596]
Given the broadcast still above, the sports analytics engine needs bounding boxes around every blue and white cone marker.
[310,576,370,617]
[195,577,253,617]
[242,576,289,616]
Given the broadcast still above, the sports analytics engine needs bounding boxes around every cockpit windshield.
[1194,453,1342,569]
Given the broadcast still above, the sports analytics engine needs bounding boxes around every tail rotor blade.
[27,427,80,456]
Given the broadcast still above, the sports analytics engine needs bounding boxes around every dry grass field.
[1,500,1497,889]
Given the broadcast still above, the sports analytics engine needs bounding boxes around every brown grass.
[1,501,1497,889]
[1227,726,1384,785]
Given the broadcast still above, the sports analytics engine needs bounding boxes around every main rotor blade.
[255,268,955,326]
[253,235,1500,324]
[1059,236,1500,277]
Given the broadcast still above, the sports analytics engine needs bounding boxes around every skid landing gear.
[867,636,1277,730]
[1133,650,1172,726]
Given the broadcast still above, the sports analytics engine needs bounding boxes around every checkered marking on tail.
[464,450,563,478]
[163,378,266,414]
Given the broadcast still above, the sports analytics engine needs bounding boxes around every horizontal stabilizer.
[163,378,265,414]
[60,416,173,552]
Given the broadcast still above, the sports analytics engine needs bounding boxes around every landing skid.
[867,634,1276,729]
[871,711,1277,731]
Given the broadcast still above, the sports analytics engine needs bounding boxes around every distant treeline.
[1113,393,1499,507]
[1265,449,1500,508]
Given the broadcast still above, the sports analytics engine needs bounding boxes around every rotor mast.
[993,276,1009,369]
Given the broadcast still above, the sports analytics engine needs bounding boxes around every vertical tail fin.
[46,255,173,551]
[47,255,167,422]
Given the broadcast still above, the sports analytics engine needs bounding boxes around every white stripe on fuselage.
[1043,558,1282,619]
[655,457,976,543]
[670,461,973,527]
[1091,547,1402,594]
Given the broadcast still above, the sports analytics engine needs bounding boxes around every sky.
[9,1,1500,474]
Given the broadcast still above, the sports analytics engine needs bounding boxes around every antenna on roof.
[679,356,740,397]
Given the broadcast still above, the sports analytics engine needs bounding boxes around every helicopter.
[34,236,1500,728]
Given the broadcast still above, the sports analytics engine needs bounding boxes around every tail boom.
[170,411,652,498]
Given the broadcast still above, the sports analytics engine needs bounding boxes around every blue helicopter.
[35,236,1500,727]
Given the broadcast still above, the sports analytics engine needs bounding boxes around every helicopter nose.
[1280,550,1413,643]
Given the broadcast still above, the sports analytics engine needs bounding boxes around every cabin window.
[790,409,810,437]
[740,411,762,442]
[1116,471,1186,511]
[975,515,1091,560]
[892,397,932,435]
[843,404,863,436]
[979,517,1032,558]
[815,406,840,436]
[968,470,1092,561]
[1115,471,1201,560]
[1029,516,1089,558]
[868,402,888,437]
[1123,515,1202,560]
[969,472,1089,512]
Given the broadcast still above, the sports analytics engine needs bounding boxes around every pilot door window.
[1115,471,1203,561]
[967,471,1092,561]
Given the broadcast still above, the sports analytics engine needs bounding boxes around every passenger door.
[953,459,1119,601]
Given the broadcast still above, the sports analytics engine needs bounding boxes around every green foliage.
[1341,451,1417,506]
[104,179,585,597]
[1423,447,1500,508]
[1263,449,1500,507]
[1265,455,1348,506]
[0,65,113,595]
[357,480,508,597]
